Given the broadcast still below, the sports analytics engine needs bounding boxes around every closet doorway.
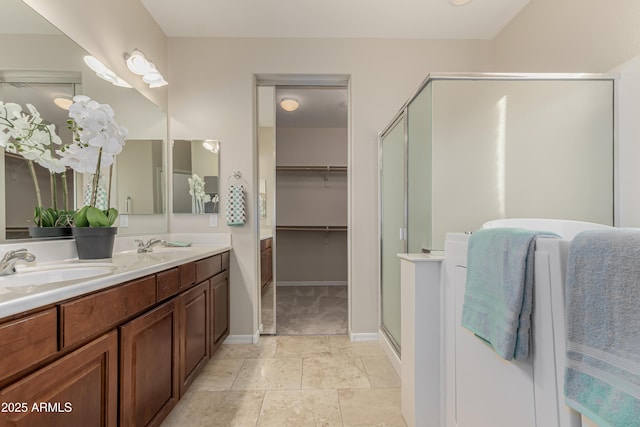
[256,79,349,336]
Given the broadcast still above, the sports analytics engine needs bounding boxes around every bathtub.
[443,218,610,427]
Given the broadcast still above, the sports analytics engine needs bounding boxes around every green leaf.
[105,208,118,226]
[33,206,56,227]
[86,206,110,227]
[74,206,90,227]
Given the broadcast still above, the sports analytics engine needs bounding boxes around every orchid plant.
[188,173,211,214]
[0,101,73,227]
[58,95,127,227]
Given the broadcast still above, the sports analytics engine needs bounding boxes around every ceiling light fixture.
[83,55,132,88]
[124,49,168,88]
[280,98,299,112]
[448,0,473,5]
[202,140,220,154]
[53,97,73,110]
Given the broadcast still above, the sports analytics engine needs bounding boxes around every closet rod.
[275,166,347,172]
[276,225,348,232]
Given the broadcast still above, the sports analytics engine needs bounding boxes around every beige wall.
[168,37,493,337]
[276,128,348,166]
[491,0,640,227]
[493,0,640,71]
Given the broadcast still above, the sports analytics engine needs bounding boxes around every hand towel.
[226,184,246,226]
[461,227,559,361]
[564,228,640,426]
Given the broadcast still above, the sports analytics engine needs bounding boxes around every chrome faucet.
[0,249,36,275]
[135,238,163,253]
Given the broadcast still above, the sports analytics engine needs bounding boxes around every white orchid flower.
[0,101,64,173]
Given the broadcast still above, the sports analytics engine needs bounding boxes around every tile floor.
[161,335,407,427]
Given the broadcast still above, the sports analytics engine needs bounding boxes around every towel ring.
[228,171,243,183]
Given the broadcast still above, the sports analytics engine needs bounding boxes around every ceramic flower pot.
[29,226,73,238]
[72,227,117,259]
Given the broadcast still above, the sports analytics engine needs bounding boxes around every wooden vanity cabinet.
[178,280,210,396]
[120,300,179,427]
[211,270,230,354]
[0,330,118,427]
[0,250,230,427]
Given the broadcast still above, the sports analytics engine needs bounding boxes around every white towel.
[226,184,246,226]
[564,228,640,426]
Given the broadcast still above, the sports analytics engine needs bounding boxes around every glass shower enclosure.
[379,73,615,354]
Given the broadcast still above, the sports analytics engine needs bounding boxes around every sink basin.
[1,263,116,287]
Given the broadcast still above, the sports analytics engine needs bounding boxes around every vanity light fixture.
[83,55,132,88]
[124,49,168,88]
[53,97,73,110]
[448,0,473,5]
[202,140,220,154]
[280,98,299,112]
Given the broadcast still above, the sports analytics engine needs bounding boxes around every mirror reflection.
[0,0,169,240]
[172,139,220,214]
[115,139,164,215]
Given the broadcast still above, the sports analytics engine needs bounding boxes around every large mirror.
[0,0,168,240]
[172,139,220,214]
[115,139,164,215]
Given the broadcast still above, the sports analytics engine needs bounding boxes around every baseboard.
[223,331,260,345]
[277,281,348,287]
[379,329,401,377]
[348,331,379,342]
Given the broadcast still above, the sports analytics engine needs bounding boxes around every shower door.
[380,113,406,353]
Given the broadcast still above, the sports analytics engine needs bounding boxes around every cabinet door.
[260,249,268,288]
[0,330,118,427]
[266,247,273,283]
[178,280,210,397]
[210,271,229,354]
[120,300,179,427]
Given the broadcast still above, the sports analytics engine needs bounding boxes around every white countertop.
[0,242,231,319]
[398,252,444,262]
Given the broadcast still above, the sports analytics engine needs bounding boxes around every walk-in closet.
[257,84,348,335]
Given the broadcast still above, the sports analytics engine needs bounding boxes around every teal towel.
[564,229,640,427]
[461,227,559,361]
[226,184,246,226]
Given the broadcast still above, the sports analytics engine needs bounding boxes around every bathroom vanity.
[0,245,230,427]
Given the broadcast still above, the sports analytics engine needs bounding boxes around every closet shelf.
[276,166,347,172]
[276,225,348,232]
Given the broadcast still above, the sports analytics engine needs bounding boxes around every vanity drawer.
[0,308,58,383]
[222,251,229,270]
[60,275,157,348]
[157,268,181,301]
[180,262,196,289]
[195,255,222,283]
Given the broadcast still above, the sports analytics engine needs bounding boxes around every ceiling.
[275,87,347,128]
[141,0,530,40]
